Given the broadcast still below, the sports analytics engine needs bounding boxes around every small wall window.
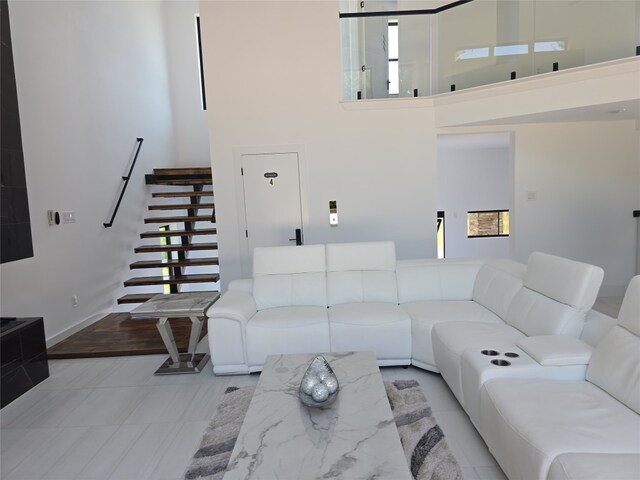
[467,210,509,238]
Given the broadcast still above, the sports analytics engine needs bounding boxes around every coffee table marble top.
[130,292,219,318]
[223,351,412,480]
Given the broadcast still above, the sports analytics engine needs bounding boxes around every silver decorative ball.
[311,383,330,402]
[301,374,320,395]
[323,375,338,394]
[316,369,332,382]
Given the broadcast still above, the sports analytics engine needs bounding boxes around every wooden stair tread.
[140,228,217,239]
[153,167,212,176]
[117,290,219,305]
[152,191,212,198]
[130,258,219,269]
[148,203,215,211]
[151,178,212,185]
[124,273,220,287]
[134,242,218,253]
[144,215,213,224]
[117,293,159,304]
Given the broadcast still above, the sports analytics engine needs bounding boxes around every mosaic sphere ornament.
[300,374,320,395]
[299,355,339,408]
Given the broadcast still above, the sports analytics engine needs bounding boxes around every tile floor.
[1,340,507,480]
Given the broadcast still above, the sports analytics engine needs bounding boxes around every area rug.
[184,380,463,480]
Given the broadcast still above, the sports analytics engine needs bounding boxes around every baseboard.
[46,311,109,348]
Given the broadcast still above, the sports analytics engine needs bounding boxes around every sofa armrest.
[228,278,253,294]
[516,335,593,366]
[207,290,257,326]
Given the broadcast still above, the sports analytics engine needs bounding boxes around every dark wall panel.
[1,0,33,264]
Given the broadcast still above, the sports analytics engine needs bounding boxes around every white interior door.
[241,152,303,261]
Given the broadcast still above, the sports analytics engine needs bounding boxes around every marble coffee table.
[130,292,219,374]
[223,351,412,480]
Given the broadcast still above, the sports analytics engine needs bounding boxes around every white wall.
[437,142,512,259]
[200,1,438,287]
[162,0,211,166]
[0,1,178,343]
[511,121,639,295]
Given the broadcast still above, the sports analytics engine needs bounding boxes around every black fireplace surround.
[1,317,50,408]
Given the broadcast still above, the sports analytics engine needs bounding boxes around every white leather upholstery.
[580,309,617,347]
[328,303,411,361]
[403,300,503,370]
[479,378,640,480]
[325,241,396,271]
[246,306,330,367]
[586,276,640,415]
[327,271,398,305]
[502,253,604,339]
[618,275,640,336]
[252,245,327,309]
[432,321,526,404]
[326,242,398,305]
[253,244,326,276]
[505,288,586,338]
[253,272,327,309]
[524,252,604,310]
[516,335,593,366]
[548,453,640,480]
[396,258,484,303]
[472,260,524,319]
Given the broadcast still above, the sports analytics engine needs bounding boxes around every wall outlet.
[71,295,79,307]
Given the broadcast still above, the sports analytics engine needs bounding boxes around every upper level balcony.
[340,0,640,100]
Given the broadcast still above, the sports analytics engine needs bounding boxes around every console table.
[131,292,219,375]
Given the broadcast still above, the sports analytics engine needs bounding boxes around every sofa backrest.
[472,259,525,320]
[326,241,397,305]
[586,276,640,414]
[396,258,485,303]
[505,252,604,337]
[252,244,327,309]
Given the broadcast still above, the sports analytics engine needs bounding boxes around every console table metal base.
[154,352,210,375]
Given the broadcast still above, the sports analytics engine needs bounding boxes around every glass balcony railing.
[340,0,640,101]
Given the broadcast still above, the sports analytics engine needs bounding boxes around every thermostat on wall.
[329,201,338,226]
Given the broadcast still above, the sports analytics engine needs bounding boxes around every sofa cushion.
[328,302,411,360]
[472,259,524,320]
[524,252,604,310]
[548,453,640,480]
[586,276,640,414]
[402,300,503,370]
[479,378,640,480]
[432,321,526,404]
[326,241,398,305]
[396,259,484,303]
[252,244,327,309]
[505,288,586,337]
[246,306,330,367]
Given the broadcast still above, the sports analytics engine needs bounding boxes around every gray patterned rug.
[184,379,462,480]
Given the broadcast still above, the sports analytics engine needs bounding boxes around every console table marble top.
[223,351,411,480]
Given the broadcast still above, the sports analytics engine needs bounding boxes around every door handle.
[289,228,303,246]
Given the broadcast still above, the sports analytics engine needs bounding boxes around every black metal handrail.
[104,137,144,228]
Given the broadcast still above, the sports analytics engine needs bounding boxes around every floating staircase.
[117,167,219,305]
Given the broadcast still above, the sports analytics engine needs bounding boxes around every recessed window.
[494,44,529,57]
[534,40,566,52]
[467,210,509,238]
[455,47,490,61]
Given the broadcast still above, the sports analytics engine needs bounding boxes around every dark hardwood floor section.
[47,313,208,359]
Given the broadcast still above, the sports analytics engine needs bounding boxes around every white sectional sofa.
[206,240,639,479]
[478,276,640,480]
